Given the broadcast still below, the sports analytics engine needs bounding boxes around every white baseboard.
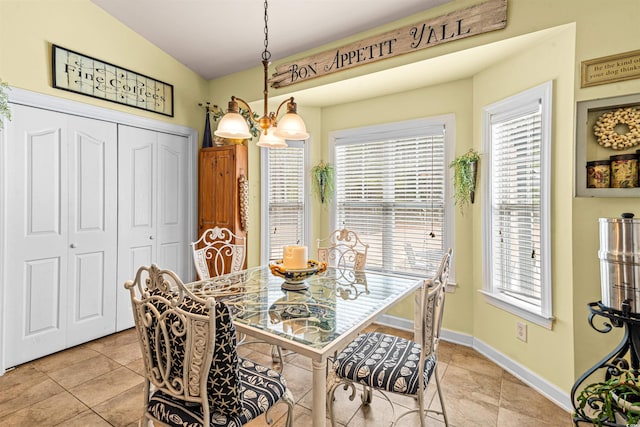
[376,314,572,412]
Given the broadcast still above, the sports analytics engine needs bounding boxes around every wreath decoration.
[593,107,640,150]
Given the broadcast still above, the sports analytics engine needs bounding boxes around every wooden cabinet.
[198,145,248,272]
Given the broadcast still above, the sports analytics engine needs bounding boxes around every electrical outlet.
[516,321,527,342]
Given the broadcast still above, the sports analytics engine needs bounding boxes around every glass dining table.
[187,264,423,427]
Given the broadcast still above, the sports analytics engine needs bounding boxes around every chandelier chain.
[262,0,271,61]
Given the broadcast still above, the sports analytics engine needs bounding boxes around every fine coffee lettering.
[63,63,166,103]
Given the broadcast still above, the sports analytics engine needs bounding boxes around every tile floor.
[0,324,573,426]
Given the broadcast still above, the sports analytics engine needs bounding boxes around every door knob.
[70,243,76,248]
[149,235,155,240]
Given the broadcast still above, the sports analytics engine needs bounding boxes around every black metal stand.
[571,301,640,426]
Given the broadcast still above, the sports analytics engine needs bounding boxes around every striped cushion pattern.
[332,331,436,395]
[147,357,289,427]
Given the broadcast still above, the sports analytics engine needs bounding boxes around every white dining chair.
[327,249,452,427]
[125,264,295,427]
[317,228,369,271]
[192,226,246,279]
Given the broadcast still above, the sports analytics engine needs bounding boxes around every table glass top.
[188,265,421,351]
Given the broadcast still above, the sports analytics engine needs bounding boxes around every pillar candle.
[283,245,308,269]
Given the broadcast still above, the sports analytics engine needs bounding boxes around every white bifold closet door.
[116,125,190,331]
[5,104,117,367]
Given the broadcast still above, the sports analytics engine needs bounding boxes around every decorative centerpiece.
[269,259,327,291]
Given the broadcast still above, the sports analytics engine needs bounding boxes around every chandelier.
[214,0,308,148]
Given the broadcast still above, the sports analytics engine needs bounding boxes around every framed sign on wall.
[52,44,174,117]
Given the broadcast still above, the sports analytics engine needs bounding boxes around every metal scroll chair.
[125,264,295,427]
[317,228,369,271]
[192,227,284,372]
[327,249,452,427]
[192,227,246,279]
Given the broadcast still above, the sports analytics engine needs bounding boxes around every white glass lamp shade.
[257,126,288,148]
[214,112,252,139]
[274,113,309,140]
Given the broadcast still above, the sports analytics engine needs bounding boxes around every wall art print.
[52,44,173,116]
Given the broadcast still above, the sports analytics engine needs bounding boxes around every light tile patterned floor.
[0,325,573,426]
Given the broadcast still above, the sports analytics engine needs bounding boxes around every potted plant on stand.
[575,370,640,426]
[449,149,480,210]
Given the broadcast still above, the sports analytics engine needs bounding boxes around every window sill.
[479,290,554,329]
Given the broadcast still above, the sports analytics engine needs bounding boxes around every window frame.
[328,115,456,282]
[260,139,311,264]
[481,81,553,328]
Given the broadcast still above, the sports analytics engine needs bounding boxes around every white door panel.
[116,127,189,331]
[5,105,117,365]
[28,128,64,236]
[5,105,69,366]
[117,126,157,330]
[157,133,189,278]
[66,115,117,346]
[25,257,63,335]
[1,91,195,374]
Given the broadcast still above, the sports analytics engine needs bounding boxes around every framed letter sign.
[52,44,174,116]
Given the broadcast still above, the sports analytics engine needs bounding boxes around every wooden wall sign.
[52,44,174,116]
[581,49,640,88]
[270,0,507,89]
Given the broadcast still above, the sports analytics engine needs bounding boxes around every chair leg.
[435,367,449,426]
[271,345,287,374]
[417,387,426,427]
[361,385,373,405]
[283,389,296,427]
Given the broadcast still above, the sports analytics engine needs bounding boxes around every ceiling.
[89,1,568,108]
[90,0,452,80]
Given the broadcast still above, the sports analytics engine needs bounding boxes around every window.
[330,117,454,278]
[481,81,552,328]
[260,141,310,263]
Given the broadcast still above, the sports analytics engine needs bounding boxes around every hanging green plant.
[449,149,480,209]
[311,161,335,205]
[0,79,11,129]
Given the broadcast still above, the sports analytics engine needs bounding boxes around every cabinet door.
[66,115,118,346]
[198,145,247,274]
[198,146,238,232]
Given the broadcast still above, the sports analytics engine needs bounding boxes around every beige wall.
[4,0,640,399]
[212,0,639,397]
[473,24,576,391]
[0,0,208,136]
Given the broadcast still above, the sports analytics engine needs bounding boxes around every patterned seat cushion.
[147,357,289,427]
[146,290,241,416]
[332,331,436,395]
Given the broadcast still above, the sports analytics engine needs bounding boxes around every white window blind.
[482,81,552,327]
[491,108,542,306]
[334,132,446,276]
[265,145,305,261]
